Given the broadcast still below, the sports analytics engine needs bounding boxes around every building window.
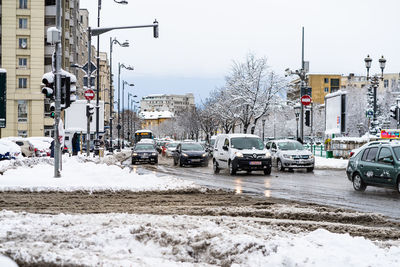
[330,78,340,93]
[44,56,52,66]
[19,38,28,49]
[18,18,28,29]
[18,100,28,122]
[45,0,56,5]
[18,58,27,68]
[18,78,27,88]
[19,0,27,9]
[45,16,56,26]
[44,126,54,137]
[384,80,389,88]
[324,87,329,93]
[324,78,329,83]
[18,130,28,138]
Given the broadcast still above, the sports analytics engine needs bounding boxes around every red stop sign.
[84,89,95,101]
[301,95,312,106]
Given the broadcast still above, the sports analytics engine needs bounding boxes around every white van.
[213,134,272,175]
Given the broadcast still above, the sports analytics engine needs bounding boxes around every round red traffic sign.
[84,89,95,101]
[301,95,312,106]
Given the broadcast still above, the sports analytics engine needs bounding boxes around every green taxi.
[346,142,400,193]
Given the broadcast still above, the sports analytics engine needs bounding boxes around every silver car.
[266,139,314,172]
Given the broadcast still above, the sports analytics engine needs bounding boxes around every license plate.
[191,159,201,162]
[142,153,148,158]
[249,161,261,165]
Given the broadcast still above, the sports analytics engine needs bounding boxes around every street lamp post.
[122,81,134,148]
[95,0,128,156]
[87,20,159,153]
[109,38,129,152]
[262,119,266,142]
[294,105,301,140]
[127,93,137,144]
[364,55,386,134]
[117,63,133,150]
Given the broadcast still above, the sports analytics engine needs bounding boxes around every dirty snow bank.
[314,156,348,170]
[0,210,399,267]
[0,156,197,192]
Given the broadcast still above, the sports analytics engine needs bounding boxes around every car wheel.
[277,159,285,171]
[264,167,271,175]
[179,157,184,167]
[397,177,400,194]
[353,173,366,192]
[229,160,236,175]
[213,160,220,174]
[307,167,314,172]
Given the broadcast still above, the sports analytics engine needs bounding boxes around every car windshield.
[181,143,204,151]
[231,137,264,150]
[392,146,400,160]
[135,144,154,151]
[166,143,178,148]
[277,141,304,151]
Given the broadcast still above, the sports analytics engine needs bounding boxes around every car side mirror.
[222,145,228,151]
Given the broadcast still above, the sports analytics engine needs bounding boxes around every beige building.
[99,51,111,129]
[140,93,195,114]
[0,1,111,138]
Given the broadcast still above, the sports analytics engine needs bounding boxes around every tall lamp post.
[95,0,128,155]
[262,119,266,142]
[117,63,133,149]
[127,93,137,143]
[109,38,129,152]
[122,81,134,148]
[294,105,301,140]
[364,55,386,134]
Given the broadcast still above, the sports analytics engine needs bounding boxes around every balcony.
[45,5,56,16]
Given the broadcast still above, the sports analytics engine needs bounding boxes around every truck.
[64,99,105,151]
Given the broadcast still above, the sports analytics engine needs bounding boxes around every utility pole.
[54,0,62,178]
[87,28,92,156]
[300,26,305,142]
[95,0,101,156]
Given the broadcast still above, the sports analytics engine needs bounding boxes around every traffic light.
[390,105,399,121]
[41,72,54,99]
[153,19,159,38]
[60,70,77,110]
[305,110,311,127]
[86,103,94,122]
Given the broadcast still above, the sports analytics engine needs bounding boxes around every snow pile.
[0,157,53,173]
[0,156,197,192]
[0,255,17,267]
[0,211,399,266]
[314,156,348,169]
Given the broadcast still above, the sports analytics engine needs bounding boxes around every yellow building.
[139,111,173,129]
[287,74,342,104]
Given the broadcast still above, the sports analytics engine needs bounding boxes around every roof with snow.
[139,111,174,120]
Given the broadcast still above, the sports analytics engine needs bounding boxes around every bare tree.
[225,53,287,133]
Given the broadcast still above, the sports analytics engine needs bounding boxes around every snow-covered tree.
[225,53,287,133]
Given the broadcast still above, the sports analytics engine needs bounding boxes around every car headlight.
[202,153,207,157]
[152,152,157,156]
[235,152,244,158]
[182,153,188,157]
[265,152,271,158]
[283,154,290,158]
[132,153,138,156]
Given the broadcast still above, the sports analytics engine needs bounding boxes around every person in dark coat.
[50,140,54,158]
[72,133,80,156]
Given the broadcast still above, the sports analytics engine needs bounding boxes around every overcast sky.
[80,0,400,105]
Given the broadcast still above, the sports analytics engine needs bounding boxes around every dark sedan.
[132,143,158,164]
[173,142,209,167]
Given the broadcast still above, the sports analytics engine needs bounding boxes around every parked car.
[349,140,391,158]
[0,139,22,160]
[213,134,272,175]
[28,139,51,157]
[165,142,179,157]
[266,139,314,172]
[12,139,35,157]
[346,142,400,193]
[132,143,158,164]
[173,142,209,167]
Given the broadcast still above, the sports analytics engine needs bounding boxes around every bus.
[134,130,154,143]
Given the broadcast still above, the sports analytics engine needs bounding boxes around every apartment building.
[0,1,111,138]
[140,93,195,114]
[99,51,111,128]
[287,74,342,104]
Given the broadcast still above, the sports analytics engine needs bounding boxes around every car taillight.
[349,152,354,157]
[34,148,37,152]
